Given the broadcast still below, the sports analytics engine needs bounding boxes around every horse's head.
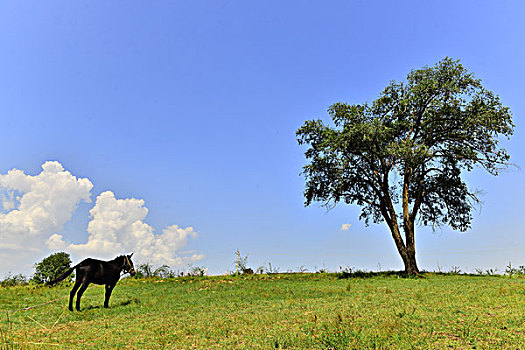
[123,253,136,276]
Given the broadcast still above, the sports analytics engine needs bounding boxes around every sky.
[0,1,524,277]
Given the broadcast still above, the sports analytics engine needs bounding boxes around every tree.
[296,58,514,275]
[134,263,178,278]
[32,252,73,284]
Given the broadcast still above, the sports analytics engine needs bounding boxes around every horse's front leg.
[104,283,115,308]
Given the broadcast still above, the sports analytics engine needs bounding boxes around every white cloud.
[341,223,352,231]
[0,161,93,275]
[46,233,68,251]
[53,191,203,268]
[0,161,202,277]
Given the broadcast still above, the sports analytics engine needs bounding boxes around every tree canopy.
[297,58,514,274]
[32,251,73,284]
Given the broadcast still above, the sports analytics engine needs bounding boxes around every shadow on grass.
[83,298,141,310]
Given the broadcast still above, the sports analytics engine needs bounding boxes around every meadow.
[1,272,525,349]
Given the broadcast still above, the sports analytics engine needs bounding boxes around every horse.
[47,254,136,311]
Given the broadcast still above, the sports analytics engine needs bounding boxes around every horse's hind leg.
[75,281,89,311]
[69,281,81,311]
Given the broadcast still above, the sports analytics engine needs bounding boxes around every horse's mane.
[110,255,126,264]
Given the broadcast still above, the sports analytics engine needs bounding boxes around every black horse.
[48,254,136,311]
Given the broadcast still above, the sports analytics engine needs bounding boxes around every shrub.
[31,252,72,284]
[505,262,525,278]
[135,263,154,278]
[1,273,27,287]
[187,266,207,277]
[266,262,280,274]
[232,250,253,275]
[134,263,182,279]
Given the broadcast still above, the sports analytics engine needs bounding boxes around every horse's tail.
[46,265,77,286]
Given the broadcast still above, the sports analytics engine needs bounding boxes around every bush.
[31,252,72,284]
[505,262,525,278]
[233,250,253,275]
[187,266,207,277]
[135,263,154,278]
[1,273,27,287]
[134,263,181,279]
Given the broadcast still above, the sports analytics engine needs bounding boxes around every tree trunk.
[401,225,420,275]
[400,169,420,275]
[387,219,420,275]
[381,181,421,275]
[402,249,419,275]
[393,239,420,275]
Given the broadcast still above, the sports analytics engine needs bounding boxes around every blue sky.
[1,1,524,277]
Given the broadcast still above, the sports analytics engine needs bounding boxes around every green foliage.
[187,266,207,277]
[238,252,248,273]
[133,262,207,278]
[134,263,181,278]
[233,251,253,275]
[153,265,176,278]
[297,57,514,274]
[135,263,154,278]
[0,273,27,287]
[504,262,525,278]
[475,268,499,276]
[448,266,462,274]
[297,57,513,227]
[31,252,72,284]
[266,262,280,274]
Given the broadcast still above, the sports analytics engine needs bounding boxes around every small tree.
[135,263,154,278]
[297,58,514,274]
[187,266,207,277]
[134,263,179,278]
[153,265,172,278]
[32,252,73,284]
[233,250,253,275]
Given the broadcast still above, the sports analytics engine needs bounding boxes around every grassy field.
[1,272,525,349]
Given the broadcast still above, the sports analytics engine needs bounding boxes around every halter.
[122,255,136,275]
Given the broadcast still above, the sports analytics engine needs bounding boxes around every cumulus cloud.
[341,223,352,231]
[0,161,93,275]
[0,161,202,277]
[54,191,203,266]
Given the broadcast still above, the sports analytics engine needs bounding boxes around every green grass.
[1,273,525,349]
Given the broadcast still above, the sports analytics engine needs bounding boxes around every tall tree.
[296,58,514,274]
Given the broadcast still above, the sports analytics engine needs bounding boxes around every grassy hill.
[1,273,525,349]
